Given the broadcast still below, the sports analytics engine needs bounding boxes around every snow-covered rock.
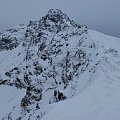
[0,9,120,120]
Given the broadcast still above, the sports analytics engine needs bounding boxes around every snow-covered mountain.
[0,9,120,120]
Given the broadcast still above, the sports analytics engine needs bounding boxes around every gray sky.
[0,0,120,37]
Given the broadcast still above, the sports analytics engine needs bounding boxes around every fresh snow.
[0,29,120,120]
[0,9,120,120]
[41,68,120,120]
[0,85,25,119]
[41,30,120,120]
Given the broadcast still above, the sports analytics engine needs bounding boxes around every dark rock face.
[0,37,18,50]
[49,90,67,104]
[21,85,42,109]
[0,24,26,51]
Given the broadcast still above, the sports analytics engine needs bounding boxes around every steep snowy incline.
[41,30,120,120]
[0,85,25,120]
[89,30,120,51]
[41,67,120,120]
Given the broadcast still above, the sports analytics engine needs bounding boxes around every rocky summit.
[0,9,120,120]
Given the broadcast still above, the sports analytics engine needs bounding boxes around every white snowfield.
[0,85,25,119]
[41,68,120,120]
[41,30,120,120]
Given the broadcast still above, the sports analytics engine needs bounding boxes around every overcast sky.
[0,0,120,37]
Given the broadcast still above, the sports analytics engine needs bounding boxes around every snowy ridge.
[0,9,120,120]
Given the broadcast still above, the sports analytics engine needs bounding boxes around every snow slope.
[0,85,25,119]
[41,67,120,120]
[41,30,120,120]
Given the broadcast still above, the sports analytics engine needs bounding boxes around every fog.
[0,0,120,37]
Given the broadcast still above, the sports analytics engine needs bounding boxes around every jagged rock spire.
[46,9,70,23]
